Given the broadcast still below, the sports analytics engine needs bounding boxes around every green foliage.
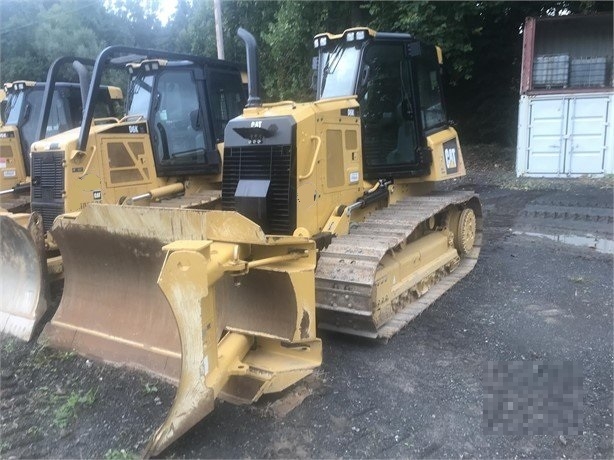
[1,0,610,143]
[143,382,158,394]
[52,388,97,429]
[34,0,104,59]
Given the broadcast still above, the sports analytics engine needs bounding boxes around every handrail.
[298,135,321,180]
[118,114,145,124]
[93,117,120,125]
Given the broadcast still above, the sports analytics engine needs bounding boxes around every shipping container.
[516,14,613,177]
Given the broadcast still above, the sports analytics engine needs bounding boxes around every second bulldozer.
[43,27,482,455]
[0,46,245,340]
[0,58,122,212]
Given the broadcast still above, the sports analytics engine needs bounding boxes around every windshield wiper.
[126,74,152,114]
[324,43,346,76]
[6,94,20,119]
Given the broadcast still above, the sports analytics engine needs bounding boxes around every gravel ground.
[1,144,612,459]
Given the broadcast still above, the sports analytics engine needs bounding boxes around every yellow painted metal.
[142,234,320,455]
[451,207,477,254]
[421,128,466,182]
[106,86,123,101]
[0,125,27,193]
[42,204,319,378]
[372,231,460,326]
[436,46,444,64]
[30,124,221,215]
[28,30,482,454]
[314,27,377,43]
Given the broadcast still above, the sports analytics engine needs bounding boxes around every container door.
[565,96,609,175]
[526,98,566,174]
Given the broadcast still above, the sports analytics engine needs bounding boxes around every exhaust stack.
[72,60,92,110]
[237,28,261,108]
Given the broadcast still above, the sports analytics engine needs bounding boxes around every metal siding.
[520,18,536,94]
[522,14,613,94]
[534,16,613,60]
[527,98,566,174]
[517,93,612,177]
[566,97,609,174]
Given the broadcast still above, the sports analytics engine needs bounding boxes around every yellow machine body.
[0,81,122,210]
[0,48,245,342]
[32,28,483,455]
[30,122,220,218]
[0,124,26,191]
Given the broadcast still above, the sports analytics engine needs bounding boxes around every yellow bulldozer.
[0,46,246,340]
[16,28,482,455]
[0,57,122,212]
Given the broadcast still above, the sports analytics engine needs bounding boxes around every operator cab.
[314,28,449,179]
[125,59,245,177]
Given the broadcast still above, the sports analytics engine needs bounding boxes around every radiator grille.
[31,151,65,232]
[222,144,296,235]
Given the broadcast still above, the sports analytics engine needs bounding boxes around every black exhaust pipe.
[72,60,92,110]
[237,28,261,108]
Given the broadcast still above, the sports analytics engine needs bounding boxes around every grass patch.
[143,382,158,395]
[52,388,97,429]
[104,448,138,459]
[1,337,17,353]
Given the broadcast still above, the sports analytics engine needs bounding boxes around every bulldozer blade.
[41,208,184,381]
[42,204,319,382]
[41,204,320,454]
[0,212,48,340]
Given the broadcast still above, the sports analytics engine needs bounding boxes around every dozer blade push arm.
[146,238,319,456]
[0,182,31,196]
[125,182,185,205]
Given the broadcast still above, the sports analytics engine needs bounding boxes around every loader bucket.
[0,212,48,340]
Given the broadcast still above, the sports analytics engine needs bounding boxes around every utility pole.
[213,0,225,60]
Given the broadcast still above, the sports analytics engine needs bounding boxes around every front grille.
[222,144,296,235]
[31,151,65,232]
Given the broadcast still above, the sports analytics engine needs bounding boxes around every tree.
[34,0,105,61]
[261,1,368,101]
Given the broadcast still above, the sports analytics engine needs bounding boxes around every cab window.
[415,59,446,130]
[358,43,418,170]
[208,71,245,143]
[151,70,208,169]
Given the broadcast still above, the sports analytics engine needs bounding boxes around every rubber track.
[316,190,482,339]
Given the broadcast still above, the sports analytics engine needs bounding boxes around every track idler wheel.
[453,208,476,255]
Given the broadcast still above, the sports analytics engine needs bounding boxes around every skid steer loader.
[0,57,122,212]
[41,28,482,455]
[0,46,245,341]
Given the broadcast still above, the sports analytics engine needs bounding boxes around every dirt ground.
[1,144,612,459]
